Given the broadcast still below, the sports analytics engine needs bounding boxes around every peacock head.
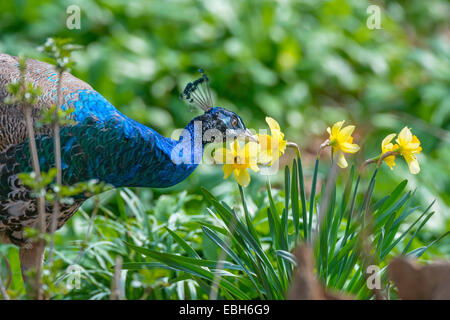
[180,70,256,145]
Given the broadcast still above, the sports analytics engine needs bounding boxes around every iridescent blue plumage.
[9,88,222,189]
[57,89,201,188]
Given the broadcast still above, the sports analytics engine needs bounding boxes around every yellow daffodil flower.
[396,127,422,174]
[326,120,360,168]
[214,140,259,187]
[256,117,287,165]
[381,133,399,170]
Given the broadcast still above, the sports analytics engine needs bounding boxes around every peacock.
[0,53,254,279]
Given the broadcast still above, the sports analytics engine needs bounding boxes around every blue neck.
[122,117,204,188]
[59,90,205,188]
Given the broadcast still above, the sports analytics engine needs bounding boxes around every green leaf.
[308,158,319,242]
[239,186,260,246]
[201,226,264,298]
[407,231,450,258]
[275,250,298,267]
[403,202,436,254]
[297,157,308,241]
[165,227,201,259]
[290,160,300,239]
[124,242,250,299]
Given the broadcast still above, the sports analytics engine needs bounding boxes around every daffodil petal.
[336,151,348,168]
[384,155,396,170]
[407,142,420,150]
[243,141,259,159]
[382,134,397,150]
[223,164,234,179]
[227,140,241,155]
[278,138,287,155]
[411,135,421,153]
[340,142,360,154]
[214,148,235,164]
[331,120,345,137]
[383,143,393,153]
[257,118,287,166]
[250,162,260,172]
[256,134,272,163]
[339,125,355,142]
[266,117,281,132]
[258,152,272,164]
[398,127,412,145]
[268,153,282,166]
[406,157,420,174]
[234,168,250,187]
[257,134,272,148]
[257,133,281,164]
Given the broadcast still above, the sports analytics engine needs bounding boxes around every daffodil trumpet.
[213,140,259,187]
[324,121,360,168]
[256,117,288,166]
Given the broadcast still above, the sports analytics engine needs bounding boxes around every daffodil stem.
[362,151,399,169]
[317,139,330,158]
[287,141,301,158]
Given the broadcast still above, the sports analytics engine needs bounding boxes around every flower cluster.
[326,120,360,168]
[379,127,422,174]
[214,116,422,187]
[214,117,287,187]
[214,140,259,187]
[256,117,287,166]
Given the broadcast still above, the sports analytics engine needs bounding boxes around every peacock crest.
[180,69,213,112]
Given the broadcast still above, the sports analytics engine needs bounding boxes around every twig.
[0,274,9,300]
[0,253,11,300]
[312,157,338,248]
[48,69,64,263]
[110,256,123,300]
[19,60,46,300]
[386,281,391,300]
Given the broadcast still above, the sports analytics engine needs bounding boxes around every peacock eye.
[231,117,238,128]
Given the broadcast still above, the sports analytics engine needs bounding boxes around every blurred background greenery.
[0,0,449,298]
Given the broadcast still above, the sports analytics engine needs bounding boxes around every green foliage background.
[0,0,449,299]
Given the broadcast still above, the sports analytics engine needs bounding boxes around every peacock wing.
[0,53,93,152]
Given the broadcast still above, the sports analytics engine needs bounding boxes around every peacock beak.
[225,128,257,142]
[239,129,258,142]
